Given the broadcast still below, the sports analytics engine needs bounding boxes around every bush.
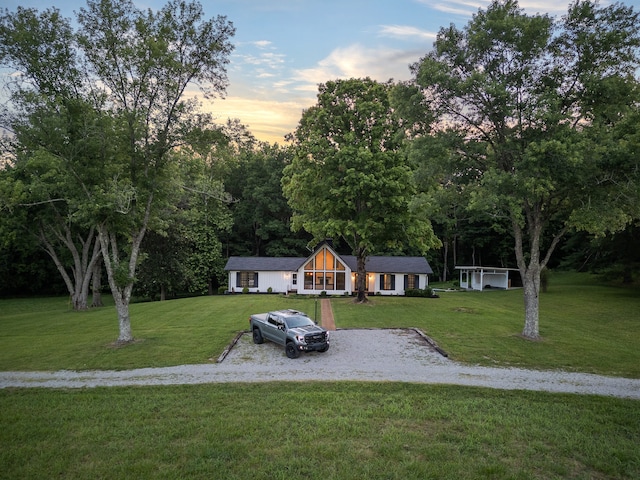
[405,287,435,298]
[218,286,228,295]
[242,287,249,294]
[267,287,273,294]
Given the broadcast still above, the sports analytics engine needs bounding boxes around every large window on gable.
[236,271,258,288]
[303,246,346,291]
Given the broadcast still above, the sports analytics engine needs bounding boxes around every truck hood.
[289,325,325,335]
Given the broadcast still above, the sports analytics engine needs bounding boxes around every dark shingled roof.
[341,256,433,274]
[224,257,305,271]
[225,255,433,274]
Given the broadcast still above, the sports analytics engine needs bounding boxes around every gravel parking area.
[1,329,639,399]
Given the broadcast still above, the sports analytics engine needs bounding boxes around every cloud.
[417,0,483,16]
[253,40,272,49]
[294,44,420,87]
[379,25,437,42]
[419,0,579,17]
[236,51,286,67]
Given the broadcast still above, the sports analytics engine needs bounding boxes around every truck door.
[271,318,287,345]
[263,314,283,343]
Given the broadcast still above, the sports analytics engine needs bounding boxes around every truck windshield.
[286,316,315,328]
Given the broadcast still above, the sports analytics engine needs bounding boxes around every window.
[303,246,347,291]
[292,273,297,285]
[404,274,419,290]
[380,274,395,290]
[236,271,258,288]
[304,272,313,289]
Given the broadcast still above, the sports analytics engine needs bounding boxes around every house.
[454,266,522,291]
[224,241,433,296]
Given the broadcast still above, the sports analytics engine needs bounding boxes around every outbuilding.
[455,266,522,291]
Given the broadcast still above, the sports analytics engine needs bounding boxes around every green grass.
[0,294,315,371]
[1,272,639,376]
[1,383,638,479]
[332,272,640,377]
[1,272,639,479]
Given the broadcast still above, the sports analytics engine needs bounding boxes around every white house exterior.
[455,266,521,291]
[224,242,433,296]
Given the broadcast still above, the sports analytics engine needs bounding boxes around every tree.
[282,78,440,302]
[1,0,235,343]
[225,143,311,257]
[0,7,109,309]
[402,0,640,338]
[76,0,234,343]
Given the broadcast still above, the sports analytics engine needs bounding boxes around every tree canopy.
[399,0,640,338]
[283,77,440,302]
[0,0,235,342]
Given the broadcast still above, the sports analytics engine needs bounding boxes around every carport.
[455,266,521,291]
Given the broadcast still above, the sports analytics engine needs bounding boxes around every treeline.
[2,134,638,299]
[0,0,638,343]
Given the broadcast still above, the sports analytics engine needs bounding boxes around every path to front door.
[320,299,336,330]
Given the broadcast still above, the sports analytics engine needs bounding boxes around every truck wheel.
[285,342,300,359]
[252,328,264,344]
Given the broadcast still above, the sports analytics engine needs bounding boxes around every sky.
[4,0,639,143]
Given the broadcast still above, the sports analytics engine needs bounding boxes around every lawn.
[2,383,639,480]
[1,272,639,479]
[1,271,638,376]
[333,272,640,377]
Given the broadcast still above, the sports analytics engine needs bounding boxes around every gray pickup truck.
[249,309,330,359]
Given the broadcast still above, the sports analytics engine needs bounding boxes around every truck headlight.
[295,335,306,344]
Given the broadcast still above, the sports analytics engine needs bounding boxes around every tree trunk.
[453,232,458,269]
[512,208,567,341]
[442,239,449,282]
[521,265,541,340]
[40,224,102,311]
[98,225,135,344]
[160,284,166,301]
[91,261,103,307]
[113,289,133,343]
[97,195,152,344]
[355,253,368,303]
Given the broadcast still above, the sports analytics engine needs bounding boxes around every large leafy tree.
[282,77,440,302]
[80,0,234,343]
[226,143,311,257]
[1,0,235,343]
[0,8,110,309]
[401,0,640,338]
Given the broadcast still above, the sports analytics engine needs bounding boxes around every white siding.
[370,273,429,296]
[227,270,295,294]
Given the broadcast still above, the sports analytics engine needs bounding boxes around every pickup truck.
[249,309,330,359]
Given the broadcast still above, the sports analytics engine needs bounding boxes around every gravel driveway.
[1,329,639,399]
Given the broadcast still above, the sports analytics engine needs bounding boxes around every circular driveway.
[1,329,639,399]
